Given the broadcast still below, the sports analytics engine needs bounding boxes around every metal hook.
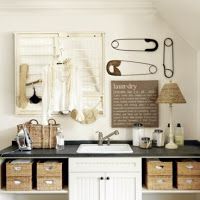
[111,38,159,52]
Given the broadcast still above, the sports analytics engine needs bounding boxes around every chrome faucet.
[96,130,119,145]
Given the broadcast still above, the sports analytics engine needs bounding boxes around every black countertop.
[0,140,199,158]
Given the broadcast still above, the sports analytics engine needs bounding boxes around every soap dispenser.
[175,123,184,146]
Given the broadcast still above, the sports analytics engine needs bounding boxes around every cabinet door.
[69,172,105,200]
[105,172,142,200]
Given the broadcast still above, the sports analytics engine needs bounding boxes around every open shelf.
[142,187,200,194]
[0,187,68,194]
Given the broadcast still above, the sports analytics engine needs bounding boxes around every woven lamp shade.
[157,82,186,104]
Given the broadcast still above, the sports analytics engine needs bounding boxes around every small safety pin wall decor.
[163,38,175,78]
[111,38,159,52]
[106,60,157,76]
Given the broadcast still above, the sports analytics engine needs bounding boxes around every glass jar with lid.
[152,129,165,147]
[132,122,144,146]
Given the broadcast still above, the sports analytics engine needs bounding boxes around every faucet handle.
[107,138,111,145]
[114,130,119,135]
[96,131,103,136]
[96,131,103,146]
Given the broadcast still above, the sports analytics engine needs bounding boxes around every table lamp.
[156,82,186,149]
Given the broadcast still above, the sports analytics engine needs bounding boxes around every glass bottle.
[164,123,170,143]
[175,123,184,146]
[56,127,64,150]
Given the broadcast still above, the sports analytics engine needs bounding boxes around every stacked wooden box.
[6,160,32,191]
[176,160,200,190]
[145,159,173,190]
[37,161,62,191]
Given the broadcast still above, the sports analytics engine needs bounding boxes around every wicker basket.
[6,176,32,191]
[146,160,173,176]
[37,176,62,191]
[6,160,33,191]
[37,161,62,177]
[146,175,173,190]
[17,119,60,149]
[6,161,32,177]
[37,161,62,191]
[176,161,200,176]
[177,176,200,190]
[145,159,173,190]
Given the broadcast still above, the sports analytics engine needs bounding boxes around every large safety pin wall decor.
[106,60,157,76]
[163,38,175,78]
[111,38,159,52]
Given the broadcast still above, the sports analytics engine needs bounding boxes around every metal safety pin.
[111,38,159,52]
[106,60,157,76]
[163,38,174,78]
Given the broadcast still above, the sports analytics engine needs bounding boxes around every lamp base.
[165,142,178,149]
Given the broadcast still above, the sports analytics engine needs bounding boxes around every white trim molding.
[0,0,156,15]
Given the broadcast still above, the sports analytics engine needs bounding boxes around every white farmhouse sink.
[77,144,133,154]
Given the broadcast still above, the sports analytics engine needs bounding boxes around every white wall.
[0,9,197,149]
[197,51,200,140]
[154,0,200,50]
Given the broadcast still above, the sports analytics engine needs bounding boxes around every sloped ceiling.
[153,0,200,50]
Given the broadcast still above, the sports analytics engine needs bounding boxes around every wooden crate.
[6,176,32,191]
[177,161,200,176]
[177,176,200,190]
[37,161,62,177]
[37,176,62,191]
[146,175,173,190]
[146,160,173,176]
[6,161,32,177]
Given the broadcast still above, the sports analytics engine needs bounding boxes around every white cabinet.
[69,172,104,200]
[105,172,141,200]
[69,158,142,200]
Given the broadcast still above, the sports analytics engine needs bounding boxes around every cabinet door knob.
[106,177,110,180]
[100,177,104,180]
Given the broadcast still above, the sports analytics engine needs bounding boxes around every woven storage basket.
[17,119,60,149]
[6,176,32,191]
[6,160,33,191]
[176,161,200,176]
[6,161,32,177]
[146,175,173,190]
[146,160,173,176]
[177,176,200,190]
[37,161,62,191]
[37,176,62,191]
[37,162,62,177]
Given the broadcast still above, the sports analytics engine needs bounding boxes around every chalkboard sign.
[111,80,158,127]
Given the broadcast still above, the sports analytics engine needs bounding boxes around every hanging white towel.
[41,58,85,123]
[47,59,78,114]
